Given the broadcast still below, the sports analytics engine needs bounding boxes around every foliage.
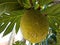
[0,0,60,45]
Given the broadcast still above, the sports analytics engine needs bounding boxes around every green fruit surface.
[20,9,49,43]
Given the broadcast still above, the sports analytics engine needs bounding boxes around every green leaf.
[48,17,59,30]
[0,10,24,36]
[32,0,40,10]
[17,0,23,7]
[38,0,53,6]
[0,0,20,15]
[3,17,16,36]
[18,0,31,9]
[0,2,20,13]
[16,17,20,33]
[42,4,60,15]
[23,0,31,8]
[0,20,9,33]
[0,0,17,4]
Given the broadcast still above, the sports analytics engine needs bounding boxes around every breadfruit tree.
[0,0,60,45]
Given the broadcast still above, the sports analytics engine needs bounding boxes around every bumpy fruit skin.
[20,9,49,43]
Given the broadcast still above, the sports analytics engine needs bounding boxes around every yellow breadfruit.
[20,9,49,43]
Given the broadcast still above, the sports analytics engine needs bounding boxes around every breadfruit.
[20,9,49,43]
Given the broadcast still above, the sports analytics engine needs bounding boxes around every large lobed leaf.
[18,0,31,9]
[0,0,22,36]
[0,0,17,3]
[38,0,53,6]
[0,10,24,36]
